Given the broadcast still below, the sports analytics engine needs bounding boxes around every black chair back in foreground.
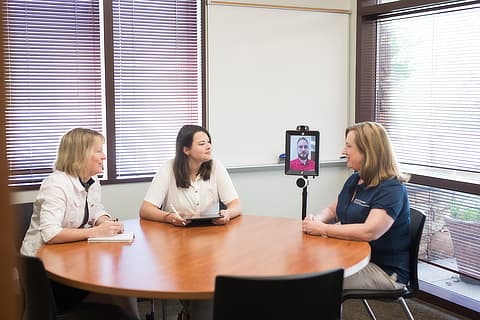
[342,207,427,320]
[13,202,34,252]
[17,254,134,320]
[213,268,344,320]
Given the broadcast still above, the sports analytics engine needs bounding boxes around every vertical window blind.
[112,0,202,179]
[4,1,102,186]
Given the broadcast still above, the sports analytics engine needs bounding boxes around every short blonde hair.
[55,128,104,176]
[346,122,408,187]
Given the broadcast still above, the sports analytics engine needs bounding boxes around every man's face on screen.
[297,139,309,160]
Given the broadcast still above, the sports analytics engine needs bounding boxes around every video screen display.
[285,130,319,176]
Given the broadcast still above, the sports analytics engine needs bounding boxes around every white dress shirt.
[144,159,238,216]
[20,170,108,256]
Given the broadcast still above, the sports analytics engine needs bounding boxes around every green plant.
[450,201,480,222]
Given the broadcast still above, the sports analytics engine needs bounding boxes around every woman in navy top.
[302,121,410,290]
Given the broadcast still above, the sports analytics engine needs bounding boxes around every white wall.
[12,0,355,221]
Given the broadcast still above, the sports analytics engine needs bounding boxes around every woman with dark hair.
[140,125,242,320]
[140,125,241,226]
[302,121,410,290]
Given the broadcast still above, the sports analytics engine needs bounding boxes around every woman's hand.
[165,212,188,227]
[302,216,328,237]
[213,210,230,225]
[91,219,124,237]
[214,198,241,225]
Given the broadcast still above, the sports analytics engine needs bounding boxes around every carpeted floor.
[138,297,474,320]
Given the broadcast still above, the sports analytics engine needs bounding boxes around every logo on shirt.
[353,198,370,207]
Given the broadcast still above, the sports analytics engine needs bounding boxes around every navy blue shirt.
[336,172,411,284]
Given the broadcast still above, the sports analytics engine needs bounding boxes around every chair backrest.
[213,268,344,320]
[17,255,57,320]
[13,202,34,252]
[406,207,427,298]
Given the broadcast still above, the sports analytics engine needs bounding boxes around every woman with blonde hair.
[21,127,139,319]
[302,121,411,290]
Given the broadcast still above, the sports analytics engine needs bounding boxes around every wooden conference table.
[37,215,370,300]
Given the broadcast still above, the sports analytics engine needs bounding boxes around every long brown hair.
[173,125,212,188]
[346,122,408,187]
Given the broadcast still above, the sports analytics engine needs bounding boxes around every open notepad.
[88,232,135,243]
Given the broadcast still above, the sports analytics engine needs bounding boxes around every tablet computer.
[184,214,223,222]
[285,129,320,177]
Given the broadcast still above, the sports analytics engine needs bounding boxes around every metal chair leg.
[145,299,155,320]
[162,300,167,320]
[144,299,168,320]
[362,299,377,320]
[399,297,415,320]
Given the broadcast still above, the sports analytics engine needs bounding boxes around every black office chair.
[213,268,344,320]
[13,202,34,252]
[17,254,134,320]
[342,207,427,320]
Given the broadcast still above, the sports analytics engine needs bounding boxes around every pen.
[170,204,180,216]
[170,205,186,225]
[110,217,122,233]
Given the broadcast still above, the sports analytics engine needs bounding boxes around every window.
[4,1,103,186]
[110,0,203,180]
[356,0,480,301]
[3,0,204,187]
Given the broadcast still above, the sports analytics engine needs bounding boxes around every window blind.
[407,184,480,280]
[112,0,202,179]
[375,5,480,185]
[4,1,102,186]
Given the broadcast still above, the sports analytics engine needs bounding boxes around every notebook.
[88,232,135,243]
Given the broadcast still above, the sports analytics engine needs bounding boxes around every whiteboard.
[207,4,349,167]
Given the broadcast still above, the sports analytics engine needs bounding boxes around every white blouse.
[20,171,108,256]
[144,159,238,216]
